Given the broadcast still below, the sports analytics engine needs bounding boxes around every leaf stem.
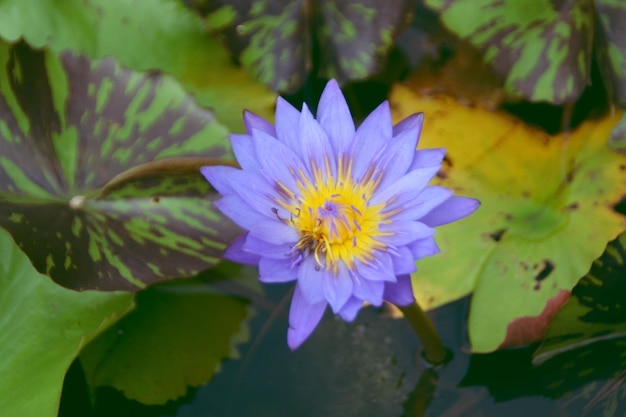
[399,301,446,365]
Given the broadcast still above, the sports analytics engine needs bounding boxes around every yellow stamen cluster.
[275,155,388,271]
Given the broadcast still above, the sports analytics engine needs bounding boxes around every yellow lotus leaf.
[390,85,626,352]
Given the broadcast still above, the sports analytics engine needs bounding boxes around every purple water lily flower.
[202,80,479,350]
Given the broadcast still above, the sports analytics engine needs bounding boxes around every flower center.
[292,197,363,267]
[317,199,359,244]
[277,158,387,271]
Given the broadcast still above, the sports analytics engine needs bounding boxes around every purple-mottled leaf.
[184,0,415,92]
[0,40,240,291]
[425,0,594,103]
[594,0,626,106]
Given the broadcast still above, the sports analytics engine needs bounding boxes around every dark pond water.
[59,283,626,417]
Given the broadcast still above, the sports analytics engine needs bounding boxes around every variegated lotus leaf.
[391,86,626,352]
[534,232,626,364]
[462,333,626,411]
[424,0,593,103]
[600,0,626,152]
[594,0,626,107]
[0,40,240,291]
[184,0,415,92]
[608,113,626,152]
[0,0,276,134]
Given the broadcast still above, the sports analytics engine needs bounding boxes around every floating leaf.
[0,40,240,291]
[0,0,275,133]
[391,86,626,352]
[595,0,626,106]
[79,280,250,405]
[0,228,133,417]
[184,0,415,92]
[424,0,593,103]
[608,113,626,152]
[533,232,626,364]
[498,289,570,349]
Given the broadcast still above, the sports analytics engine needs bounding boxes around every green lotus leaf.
[391,87,626,352]
[184,0,415,92]
[0,40,240,291]
[424,0,593,103]
[79,279,251,405]
[0,228,133,417]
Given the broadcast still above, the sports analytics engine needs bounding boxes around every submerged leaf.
[424,0,593,103]
[391,86,626,352]
[0,40,240,291]
[461,334,626,413]
[79,281,250,405]
[534,232,626,364]
[185,0,415,92]
[0,228,133,417]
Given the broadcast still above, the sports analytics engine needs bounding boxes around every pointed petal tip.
[323,264,353,313]
[405,112,425,126]
[383,274,416,306]
[317,79,355,154]
[455,196,481,218]
[287,285,327,350]
[320,79,342,98]
[420,195,481,227]
[243,109,275,136]
[287,327,305,350]
[276,95,295,112]
[326,78,341,89]
[199,165,213,179]
[393,111,424,138]
[337,296,364,321]
[373,100,391,115]
[320,79,343,99]
[200,165,237,194]
[223,234,261,266]
[242,109,253,132]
